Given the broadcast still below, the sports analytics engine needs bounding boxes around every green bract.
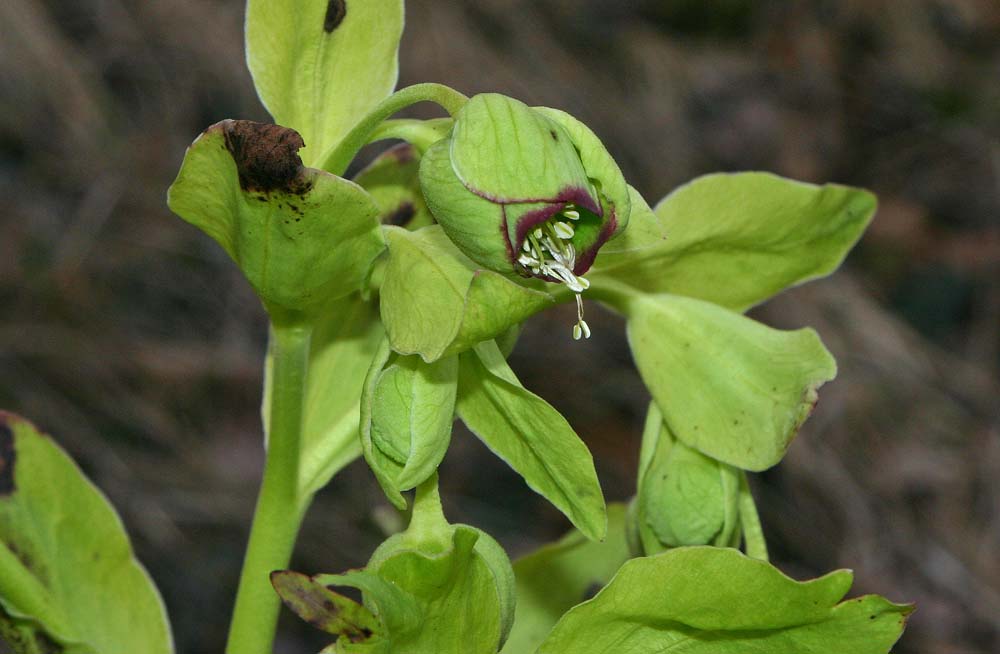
[420,94,630,338]
[167,120,385,320]
[275,478,516,654]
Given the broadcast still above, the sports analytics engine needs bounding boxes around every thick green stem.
[320,83,469,176]
[225,323,312,654]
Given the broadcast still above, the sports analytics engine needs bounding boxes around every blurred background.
[2,0,999,652]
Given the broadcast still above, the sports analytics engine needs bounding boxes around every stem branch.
[320,83,468,176]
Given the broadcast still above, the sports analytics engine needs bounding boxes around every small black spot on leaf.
[324,0,347,33]
[0,422,15,496]
[550,129,559,141]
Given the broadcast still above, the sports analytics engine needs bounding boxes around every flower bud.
[367,476,516,649]
[419,93,630,338]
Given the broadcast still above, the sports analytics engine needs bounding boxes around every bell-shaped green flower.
[419,93,630,339]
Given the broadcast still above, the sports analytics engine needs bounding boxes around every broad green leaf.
[167,120,385,317]
[0,412,173,653]
[592,173,876,311]
[297,295,384,496]
[502,504,630,654]
[537,547,911,654]
[353,142,435,230]
[456,341,606,540]
[379,226,553,361]
[627,294,836,471]
[369,354,458,493]
[246,0,404,166]
[271,570,379,640]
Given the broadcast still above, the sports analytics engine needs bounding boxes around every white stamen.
[516,217,595,340]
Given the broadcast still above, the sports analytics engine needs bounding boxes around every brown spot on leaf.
[0,422,15,496]
[324,0,347,33]
[221,120,312,195]
[384,202,416,226]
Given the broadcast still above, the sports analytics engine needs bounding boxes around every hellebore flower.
[419,93,631,338]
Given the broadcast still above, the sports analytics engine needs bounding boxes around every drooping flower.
[419,93,631,338]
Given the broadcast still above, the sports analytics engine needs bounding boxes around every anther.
[563,209,580,221]
[553,222,575,239]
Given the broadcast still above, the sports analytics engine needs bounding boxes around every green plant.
[0,1,911,653]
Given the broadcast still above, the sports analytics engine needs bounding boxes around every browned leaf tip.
[221,120,312,196]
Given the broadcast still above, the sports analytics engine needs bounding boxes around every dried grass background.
[1,1,999,653]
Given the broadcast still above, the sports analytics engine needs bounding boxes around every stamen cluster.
[517,206,592,340]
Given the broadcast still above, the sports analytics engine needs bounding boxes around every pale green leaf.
[167,120,385,317]
[245,0,404,166]
[537,547,911,654]
[592,173,876,311]
[0,412,173,654]
[627,294,836,471]
[379,226,553,362]
[501,504,630,654]
[456,341,606,540]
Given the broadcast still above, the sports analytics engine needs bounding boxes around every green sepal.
[533,106,631,236]
[0,412,173,654]
[450,94,592,204]
[626,293,836,471]
[379,226,554,362]
[592,173,877,312]
[634,407,741,552]
[501,504,631,654]
[366,352,458,496]
[167,120,385,319]
[245,0,404,167]
[456,341,607,540]
[537,547,912,654]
